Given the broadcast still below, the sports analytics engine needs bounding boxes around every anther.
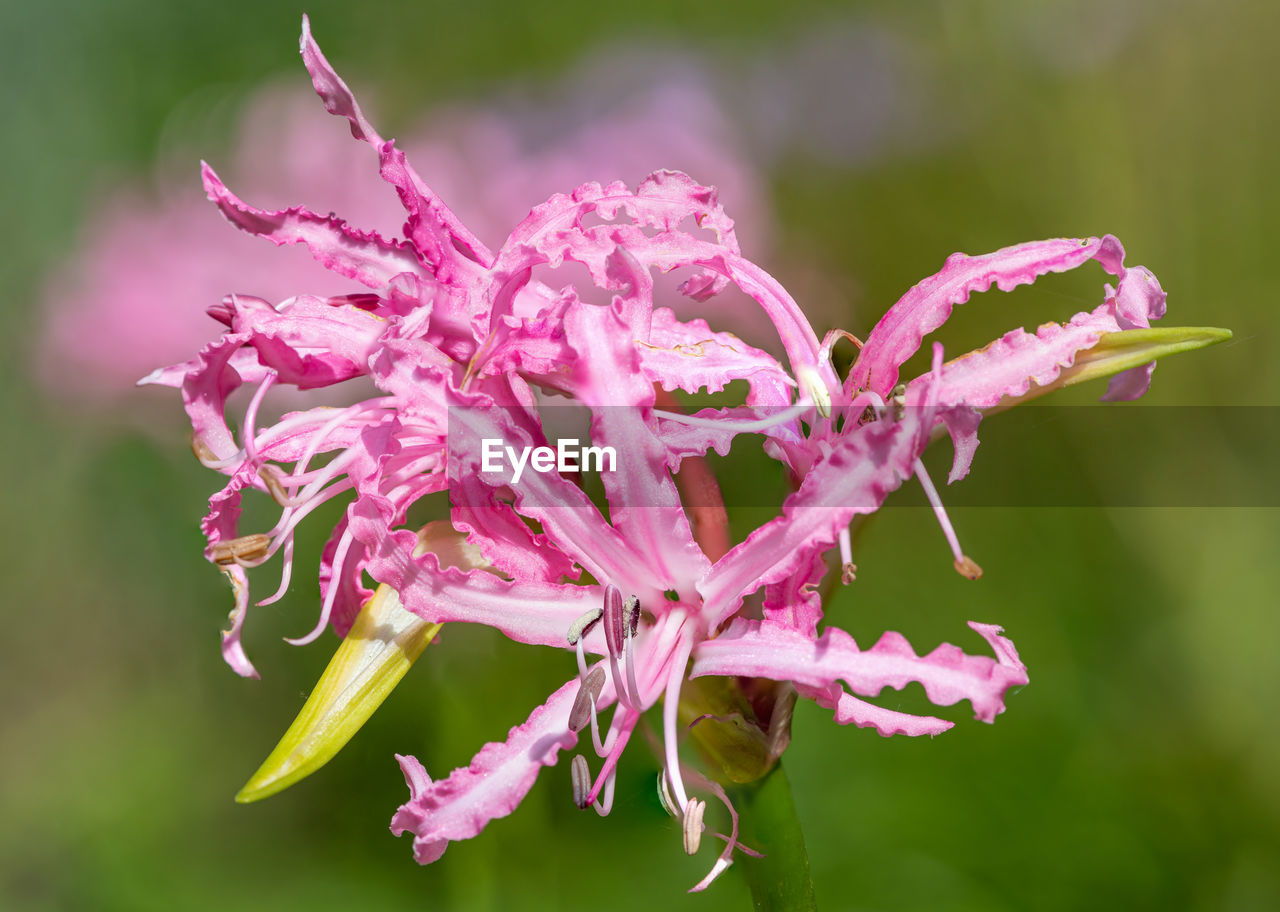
[602,585,626,657]
[656,774,678,818]
[566,607,603,646]
[623,596,641,638]
[258,465,292,507]
[190,436,219,466]
[842,562,858,585]
[682,798,707,855]
[211,533,271,567]
[797,365,832,419]
[953,555,984,580]
[568,666,606,733]
[570,755,592,810]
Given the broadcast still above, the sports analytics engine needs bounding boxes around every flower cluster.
[147,17,1191,891]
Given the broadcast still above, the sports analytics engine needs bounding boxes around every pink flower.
[148,16,1227,893]
[42,32,769,404]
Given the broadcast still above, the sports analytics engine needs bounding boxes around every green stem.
[729,762,816,911]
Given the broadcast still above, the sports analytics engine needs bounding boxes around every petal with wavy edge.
[228,295,387,389]
[852,236,1124,396]
[692,619,1027,724]
[794,683,954,737]
[348,495,608,652]
[640,307,793,400]
[202,162,425,289]
[390,676,595,862]
[298,16,492,271]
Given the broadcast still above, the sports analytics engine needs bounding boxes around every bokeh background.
[2,1,1277,909]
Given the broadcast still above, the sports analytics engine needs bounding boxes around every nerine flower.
[148,16,1227,892]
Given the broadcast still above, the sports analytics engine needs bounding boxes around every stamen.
[653,403,812,435]
[570,755,591,810]
[283,526,353,645]
[682,798,707,855]
[211,533,271,567]
[619,595,644,707]
[913,457,981,577]
[602,585,634,712]
[566,607,603,646]
[602,585,625,658]
[842,563,857,585]
[241,370,277,464]
[797,365,832,418]
[662,634,696,812]
[258,465,293,507]
[568,667,606,734]
[623,596,641,637]
[592,767,616,817]
[656,773,678,817]
[256,535,295,606]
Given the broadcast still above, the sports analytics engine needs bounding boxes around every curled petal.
[348,495,607,651]
[202,162,425,289]
[390,677,585,862]
[794,683,954,737]
[853,236,1121,395]
[640,307,793,400]
[299,15,492,272]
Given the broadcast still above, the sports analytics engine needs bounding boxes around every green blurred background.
[2,1,1276,909]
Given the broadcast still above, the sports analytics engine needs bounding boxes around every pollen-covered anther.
[566,607,603,646]
[211,533,272,567]
[953,555,984,580]
[568,666,606,734]
[797,365,832,419]
[841,562,857,585]
[682,798,707,855]
[570,755,592,810]
[623,595,641,638]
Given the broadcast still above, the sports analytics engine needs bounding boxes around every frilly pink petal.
[348,495,608,651]
[794,682,954,737]
[692,618,1028,724]
[390,677,583,862]
[202,162,425,289]
[852,236,1117,396]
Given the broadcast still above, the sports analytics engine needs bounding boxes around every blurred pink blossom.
[40,60,768,402]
